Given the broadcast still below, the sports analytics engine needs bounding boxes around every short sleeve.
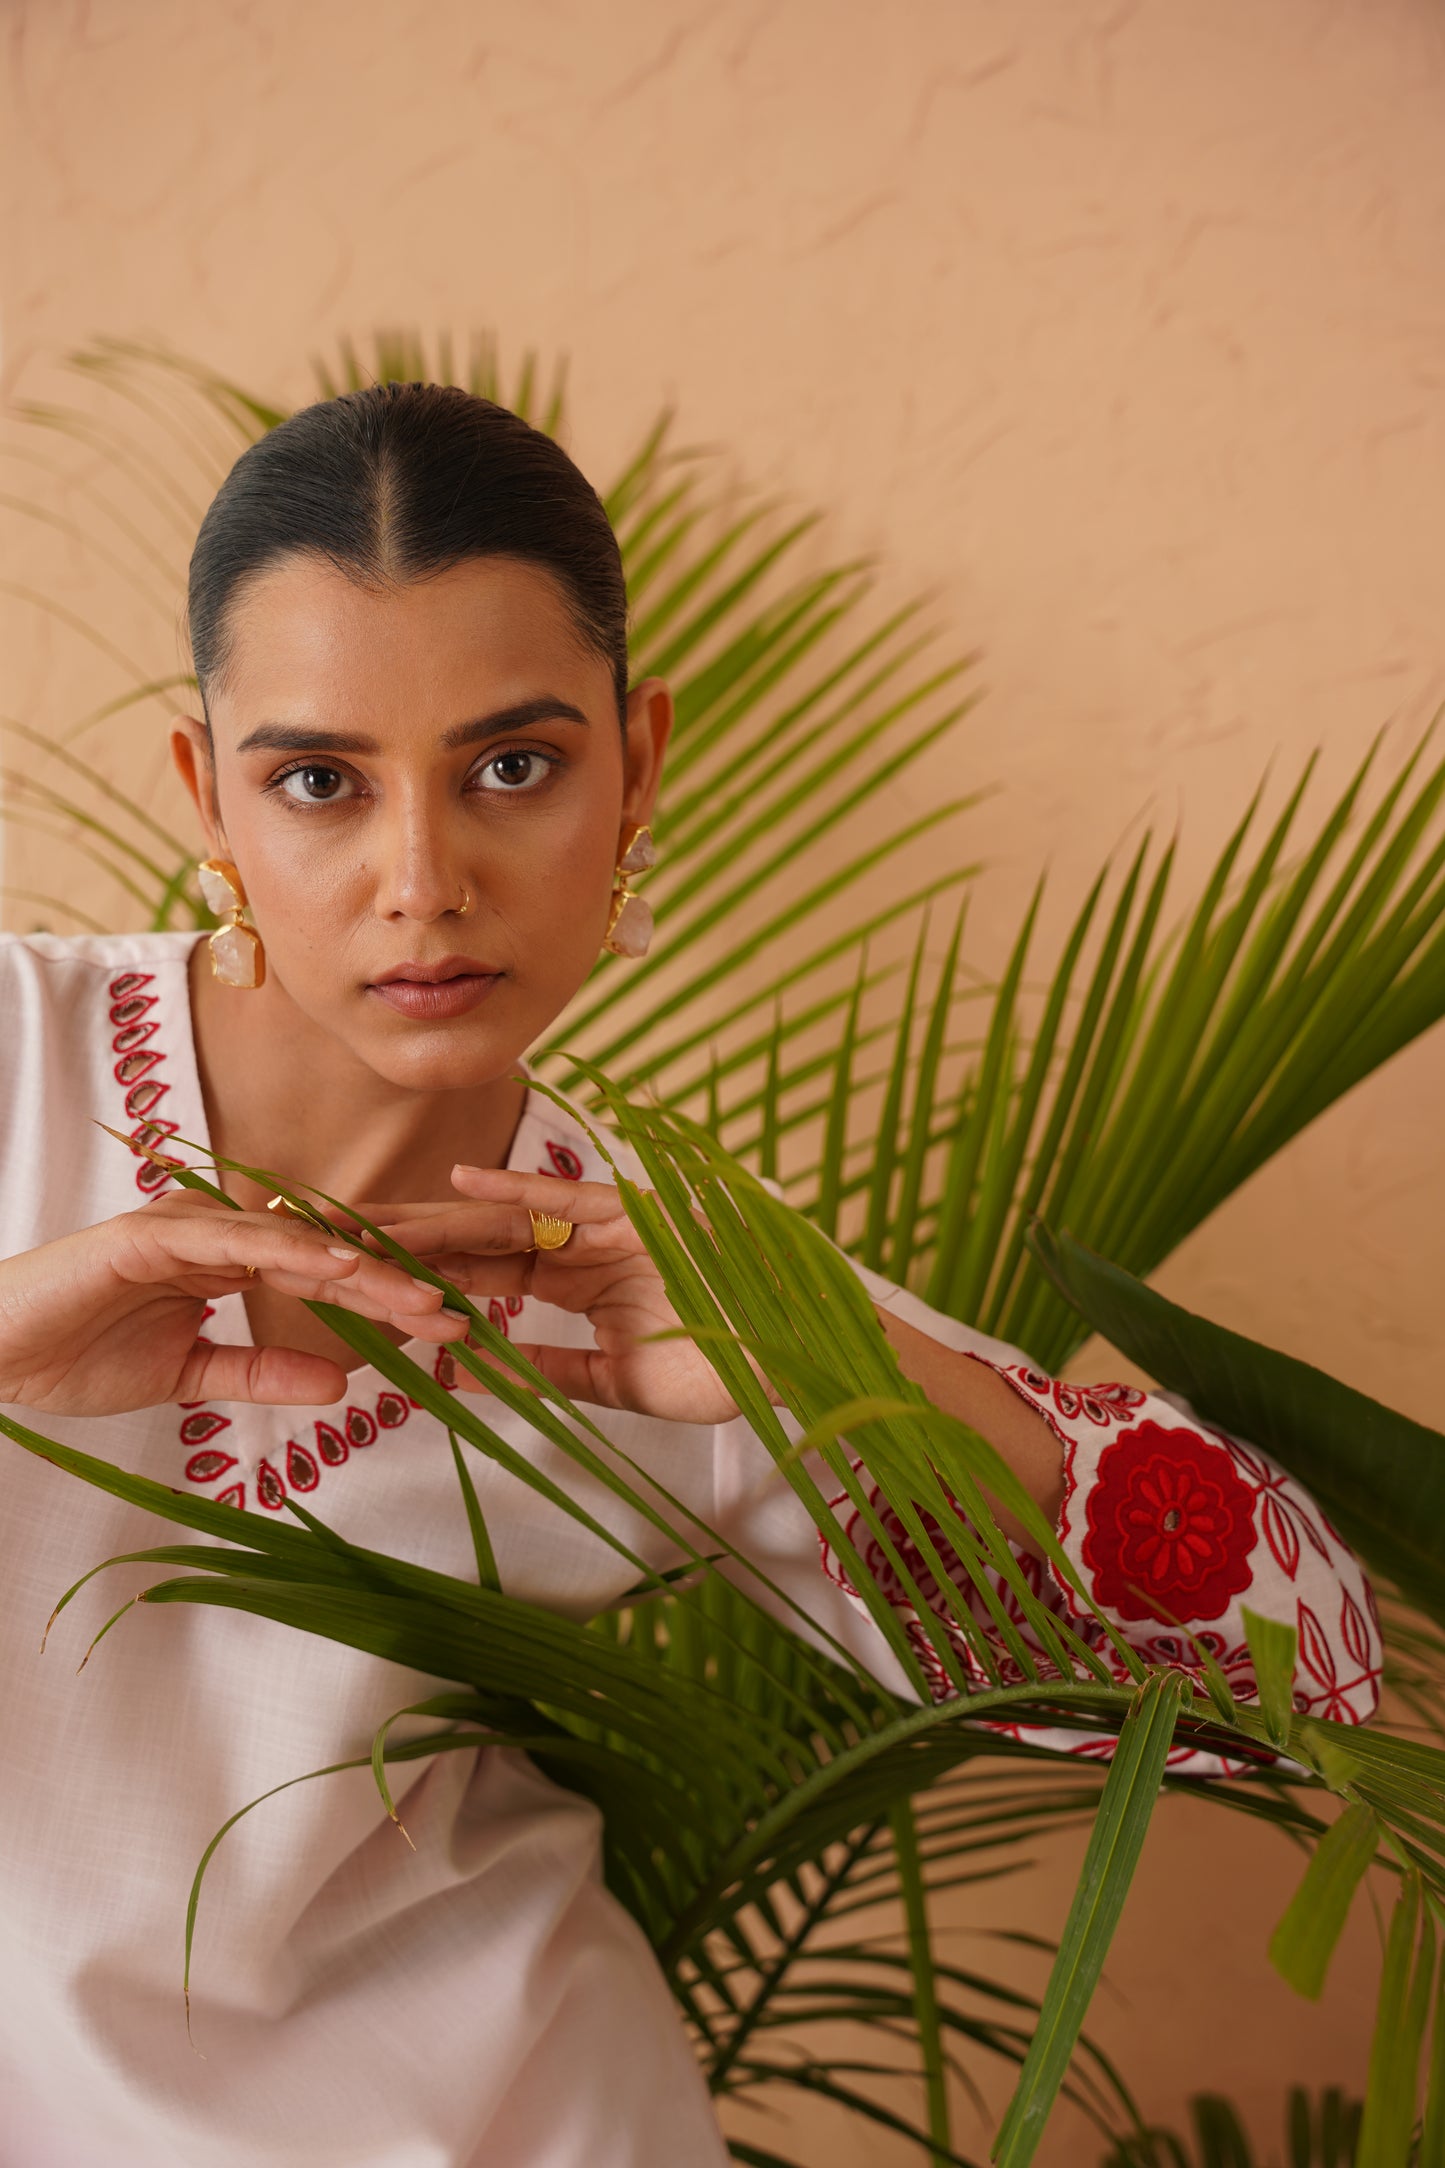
[817,1276,1383,1776]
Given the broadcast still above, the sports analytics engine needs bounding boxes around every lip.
[366,956,504,1021]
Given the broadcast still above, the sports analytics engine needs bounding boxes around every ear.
[170,716,226,851]
[620,677,673,833]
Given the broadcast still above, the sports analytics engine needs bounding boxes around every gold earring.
[603,824,656,958]
[198,859,266,990]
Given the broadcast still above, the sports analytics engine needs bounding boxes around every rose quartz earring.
[603,825,656,958]
[198,859,266,989]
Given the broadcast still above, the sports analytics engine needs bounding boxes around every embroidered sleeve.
[819,1357,1382,1778]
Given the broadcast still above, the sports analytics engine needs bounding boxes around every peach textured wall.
[4,2,1445,2159]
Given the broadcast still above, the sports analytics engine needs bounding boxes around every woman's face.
[174,552,669,1092]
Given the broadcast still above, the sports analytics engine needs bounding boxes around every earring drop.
[198,859,266,989]
[603,825,656,958]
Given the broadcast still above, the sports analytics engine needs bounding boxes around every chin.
[348,1018,532,1095]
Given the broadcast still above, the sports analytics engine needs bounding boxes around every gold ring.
[243,1263,258,1280]
[528,1208,574,1252]
[266,1192,329,1232]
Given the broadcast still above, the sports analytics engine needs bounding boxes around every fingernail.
[442,1306,469,1322]
[327,1245,356,1260]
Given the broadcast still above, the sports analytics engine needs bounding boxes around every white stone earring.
[603,825,656,958]
[198,859,266,989]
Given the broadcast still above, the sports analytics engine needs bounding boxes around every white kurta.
[0,933,1381,2166]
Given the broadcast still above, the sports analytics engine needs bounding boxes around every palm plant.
[6,331,1445,2160]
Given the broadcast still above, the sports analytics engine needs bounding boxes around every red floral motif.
[1052,1380,1146,1427]
[345,1405,377,1448]
[109,992,156,1027]
[215,1483,245,1509]
[487,1298,510,1337]
[184,1448,238,1484]
[505,1294,524,1317]
[255,1458,286,1511]
[178,1411,232,1447]
[376,1392,409,1430]
[1082,1421,1258,1623]
[315,1420,349,1465]
[542,1140,584,1180]
[285,1441,320,1493]
[108,971,151,1000]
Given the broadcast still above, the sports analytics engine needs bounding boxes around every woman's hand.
[0,1191,468,1418]
[366,1166,755,1425]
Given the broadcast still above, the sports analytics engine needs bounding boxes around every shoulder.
[0,930,197,1090]
[510,1077,650,1192]
[0,929,199,1007]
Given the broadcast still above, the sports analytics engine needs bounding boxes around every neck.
[187,941,529,1212]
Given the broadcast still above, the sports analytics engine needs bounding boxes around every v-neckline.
[165,934,542,1384]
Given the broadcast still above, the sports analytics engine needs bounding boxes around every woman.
[0,385,1379,2167]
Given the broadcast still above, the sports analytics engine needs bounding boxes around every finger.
[449,1166,636,1226]
[369,1206,643,1267]
[258,1267,471,1342]
[133,1212,457,1321]
[456,1337,621,1409]
[176,1339,348,1407]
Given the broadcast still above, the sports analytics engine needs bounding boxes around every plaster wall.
[4,1,1444,2157]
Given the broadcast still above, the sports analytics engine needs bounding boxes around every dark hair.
[187,382,629,718]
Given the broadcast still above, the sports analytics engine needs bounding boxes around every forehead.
[210,554,606,722]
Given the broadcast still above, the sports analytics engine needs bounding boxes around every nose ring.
[454,885,472,918]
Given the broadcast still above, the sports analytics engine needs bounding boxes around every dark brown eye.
[279,765,351,804]
[478,752,549,792]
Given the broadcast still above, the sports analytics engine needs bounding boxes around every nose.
[369,785,471,925]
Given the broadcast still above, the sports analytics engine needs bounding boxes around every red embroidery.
[184,1448,238,1483]
[285,1441,320,1493]
[1082,1421,1258,1623]
[112,1020,159,1054]
[178,1411,232,1447]
[1341,1588,1373,1670]
[109,992,156,1027]
[488,1298,510,1337]
[255,1458,286,1510]
[315,1420,349,1465]
[1051,1380,1146,1427]
[124,1078,168,1120]
[505,1294,523,1317]
[215,1483,245,1509]
[376,1392,409,1429]
[105,970,183,1195]
[542,1140,584,1180]
[114,1048,163,1087]
[345,1406,378,1448]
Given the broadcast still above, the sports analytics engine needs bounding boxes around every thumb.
[176,1339,347,1407]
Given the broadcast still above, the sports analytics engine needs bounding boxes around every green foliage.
[1102,2087,1364,2168]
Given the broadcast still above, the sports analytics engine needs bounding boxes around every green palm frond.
[742,728,1445,1372]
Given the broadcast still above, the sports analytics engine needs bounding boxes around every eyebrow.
[234,697,591,757]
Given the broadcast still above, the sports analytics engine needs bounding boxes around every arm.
[822,1276,1383,1767]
